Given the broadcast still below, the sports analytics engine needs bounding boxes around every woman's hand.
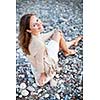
[38,72,46,86]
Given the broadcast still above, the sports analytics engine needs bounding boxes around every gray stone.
[21,89,29,96]
[55,93,60,100]
[20,82,27,89]
[44,93,49,98]
[38,89,43,94]
[19,95,22,98]
[27,86,35,92]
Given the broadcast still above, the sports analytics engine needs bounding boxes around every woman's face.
[28,15,44,36]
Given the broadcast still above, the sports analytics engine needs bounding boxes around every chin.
[40,27,44,32]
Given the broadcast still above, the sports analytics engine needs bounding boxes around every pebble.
[19,95,22,98]
[55,74,59,78]
[44,93,49,98]
[50,79,57,87]
[16,93,18,97]
[58,79,64,84]
[20,82,27,89]
[38,89,43,93]
[64,95,68,100]
[27,86,35,92]
[21,89,29,96]
[32,83,37,88]
[55,93,60,100]
[16,0,83,99]
[18,74,25,78]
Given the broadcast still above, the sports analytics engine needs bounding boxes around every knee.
[51,30,63,43]
[54,29,63,37]
[53,30,61,38]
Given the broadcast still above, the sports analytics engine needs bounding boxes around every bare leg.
[66,36,83,48]
[59,35,76,56]
[51,31,75,56]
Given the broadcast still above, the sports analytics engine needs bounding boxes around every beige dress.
[27,31,59,86]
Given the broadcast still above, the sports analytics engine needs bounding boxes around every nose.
[37,21,43,27]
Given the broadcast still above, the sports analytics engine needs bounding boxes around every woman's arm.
[40,30,55,41]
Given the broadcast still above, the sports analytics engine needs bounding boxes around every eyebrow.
[32,18,39,25]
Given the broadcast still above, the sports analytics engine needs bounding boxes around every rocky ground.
[16,0,83,100]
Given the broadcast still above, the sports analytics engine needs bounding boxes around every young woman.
[18,13,82,86]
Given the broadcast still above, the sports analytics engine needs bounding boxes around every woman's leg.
[51,31,75,56]
[51,31,82,56]
[59,34,76,56]
[66,35,83,48]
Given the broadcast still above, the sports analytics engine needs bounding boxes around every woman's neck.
[31,32,40,37]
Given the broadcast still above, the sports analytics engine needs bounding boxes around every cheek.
[31,27,38,32]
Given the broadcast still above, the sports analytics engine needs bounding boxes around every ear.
[26,29,31,33]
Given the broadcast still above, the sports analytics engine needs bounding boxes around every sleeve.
[29,37,44,56]
[29,38,45,73]
[40,30,55,41]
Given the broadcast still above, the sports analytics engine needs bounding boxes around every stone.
[16,93,18,97]
[20,82,27,89]
[50,79,57,87]
[19,74,25,78]
[64,95,68,100]
[27,86,35,92]
[19,95,22,98]
[55,93,60,100]
[57,88,62,93]
[44,93,49,98]
[58,79,64,84]
[38,89,43,94]
[32,83,37,88]
[55,74,59,78]
[16,85,19,88]
[21,89,29,96]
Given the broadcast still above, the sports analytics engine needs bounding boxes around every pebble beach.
[16,0,83,100]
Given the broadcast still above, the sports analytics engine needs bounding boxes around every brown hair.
[18,14,35,55]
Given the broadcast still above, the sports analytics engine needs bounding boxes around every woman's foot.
[73,35,83,46]
[63,49,76,56]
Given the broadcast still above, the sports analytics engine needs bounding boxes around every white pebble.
[16,93,18,97]
[21,89,29,96]
[44,93,49,98]
[55,93,60,99]
[19,74,25,78]
[38,89,43,93]
[50,79,57,87]
[56,74,59,78]
[16,85,19,88]
[27,86,35,92]
[19,95,22,98]
[20,83,27,89]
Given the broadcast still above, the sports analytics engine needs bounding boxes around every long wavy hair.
[18,14,35,55]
